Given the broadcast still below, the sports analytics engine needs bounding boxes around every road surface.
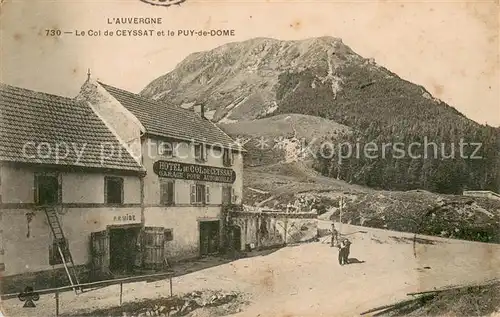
[2,222,499,317]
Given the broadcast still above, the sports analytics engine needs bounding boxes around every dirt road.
[2,223,499,317]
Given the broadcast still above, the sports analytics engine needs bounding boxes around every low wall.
[229,211,318,250]
[1,265,90,295]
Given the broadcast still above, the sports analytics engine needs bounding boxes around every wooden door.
[90,230,110,279]
[142,227,165,270]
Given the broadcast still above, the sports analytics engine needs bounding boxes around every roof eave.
[143,132,246,152]
[0,160,147,176]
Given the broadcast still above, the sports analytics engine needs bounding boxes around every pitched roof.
[98,82,244,151]
[0,83,145,173]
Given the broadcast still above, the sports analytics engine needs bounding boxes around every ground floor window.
[164,228,174,242]
[190,183,210,204]
[49,238,70,265]
[222,186,232,205]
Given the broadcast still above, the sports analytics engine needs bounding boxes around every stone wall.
[229,211,318,251]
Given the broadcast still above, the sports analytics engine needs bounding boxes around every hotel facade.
[0,78,244,289]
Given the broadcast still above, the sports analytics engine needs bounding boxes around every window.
[231,188,237,204]
[49,238,71,265]
[164,229,174,242]
[222,186,232,205]
[222,187,237,204]
[105,177,123,204]
[35,173,60,205]
[0,212,4,272]
[223,149,234,167]
[160,179,175,205]
[194,144,207,162]
[190,183,210,204]
[158,141,176,158]
[0,166,2,203]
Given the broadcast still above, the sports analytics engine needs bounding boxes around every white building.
[0,78,244,292]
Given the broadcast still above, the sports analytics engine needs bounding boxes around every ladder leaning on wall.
[43,206,81,294]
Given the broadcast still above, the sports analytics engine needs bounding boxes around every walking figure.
[330,224,339,247]
[338,238,351,265]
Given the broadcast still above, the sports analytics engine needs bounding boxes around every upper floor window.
[0,166,2,203]
[190,183,210,205]
[0,211,4,272]
[158,141,177,158]
[105,176,123,205]
[194,144,207,162]
[223,149,234,167]
[160,179,175,206]
[35,173,60,205]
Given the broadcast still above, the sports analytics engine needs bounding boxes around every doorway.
[109,226,141,274]
[231,225,242,252]
[199,220,220,256]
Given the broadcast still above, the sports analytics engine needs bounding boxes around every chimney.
[194,103,205,119]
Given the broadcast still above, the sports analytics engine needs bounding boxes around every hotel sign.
[153,160,236,184]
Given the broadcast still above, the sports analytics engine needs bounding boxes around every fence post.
[256,215,261,249]
[169,277,173,297]
[119,282,123,306]
[55,290,59,317]
[284,216,288,245]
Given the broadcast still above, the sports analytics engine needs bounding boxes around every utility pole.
[339,195,344,224]
[338,193,346,234]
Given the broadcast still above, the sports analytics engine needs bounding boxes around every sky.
[1,0,498,126]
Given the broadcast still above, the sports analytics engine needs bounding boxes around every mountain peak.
[141,36,365,121]
[141,36,462,127]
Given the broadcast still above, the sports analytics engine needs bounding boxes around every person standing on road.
[330,223,339,247]
[338,238,351,265]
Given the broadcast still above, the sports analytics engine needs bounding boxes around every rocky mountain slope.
[141,36,454,124]
[141,37,352,122]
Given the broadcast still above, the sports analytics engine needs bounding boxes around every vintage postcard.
[0,0,499,316]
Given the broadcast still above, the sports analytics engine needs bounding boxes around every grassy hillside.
[242,160,500,244]
[341,190,500,243]
[274,67,499,194]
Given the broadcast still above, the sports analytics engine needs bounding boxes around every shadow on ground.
[347,258,365,264]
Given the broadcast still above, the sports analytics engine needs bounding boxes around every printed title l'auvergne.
[0,75,248,289]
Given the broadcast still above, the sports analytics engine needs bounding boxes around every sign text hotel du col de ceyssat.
[153,160,236,184]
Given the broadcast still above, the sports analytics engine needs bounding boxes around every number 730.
[45,29,62,36]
